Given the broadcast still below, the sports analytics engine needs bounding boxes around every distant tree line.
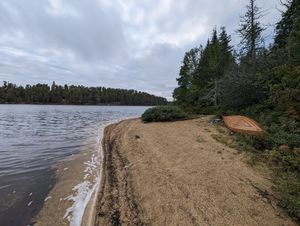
[173,0,300,220]
[0,81,167,106]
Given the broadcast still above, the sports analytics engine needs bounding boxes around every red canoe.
[223,116,263,135]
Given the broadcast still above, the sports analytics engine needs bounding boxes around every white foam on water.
[63,117,135,226]
[63,178,99,226]
[0,184,12,190]
[63,148,101,226]
[63,120,115,226]
[44,196,52,202]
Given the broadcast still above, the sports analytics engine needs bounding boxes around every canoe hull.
[223,116,263,135]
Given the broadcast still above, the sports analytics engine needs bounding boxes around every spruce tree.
[286,2,300,64]
[268,0,300,118]
[193,29,221,89]
[275,0,300,48]
[218,0,266,110]
[173,47,202,105]
[237,0,264,69]
[219,27,235,72]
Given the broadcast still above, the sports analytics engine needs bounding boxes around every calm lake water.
[0,105,148,226]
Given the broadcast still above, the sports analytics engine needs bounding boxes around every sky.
[0,0,282,99]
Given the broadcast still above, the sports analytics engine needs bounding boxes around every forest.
[173,0,300,221]
[0,81,167,106]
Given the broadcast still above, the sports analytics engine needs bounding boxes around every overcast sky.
[0,0,282,99]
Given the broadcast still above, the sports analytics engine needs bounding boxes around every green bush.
[267,148,300,173]
[142,106,187,122]
[274,172,300,221]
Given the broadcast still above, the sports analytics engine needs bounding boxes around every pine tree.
[219,27,235,71]
[275,0,300,48]
[192,28,235,109]
[173,47,202,105]
[237,0,264,69]
[217,0,265,110]
[0,82,167,105]
[286,2,300,64]
[193,29,221,89]
[268,0,300,118]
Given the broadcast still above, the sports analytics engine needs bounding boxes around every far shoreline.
[0,103,155,107]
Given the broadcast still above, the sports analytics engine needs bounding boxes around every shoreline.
[34,145,100,226]
[0,105,149,226]
[33,124,106,226]
[33,118,133,226]
[0,103,153,107]
[94,119,143,226]
[94,117,296,226]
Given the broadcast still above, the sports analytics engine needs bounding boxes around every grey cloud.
[0,0,281,100]
[1,0,126,61]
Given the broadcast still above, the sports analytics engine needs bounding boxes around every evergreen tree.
[287,12,300,64]
[237,0,264,69]
[275,0,300,48]
[192,28,235,109]
[0,82,167,106]
[172,0,300,219]
[173,47,202,105]
[218,0,265,110]
[219,27,235,71]
[266,0,300,120]
[193,29,222,89]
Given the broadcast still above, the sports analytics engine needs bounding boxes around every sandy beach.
[32,116,297,226]
[94,117,296,226]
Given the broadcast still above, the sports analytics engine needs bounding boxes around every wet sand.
[95,117,296,226]
[35,144,101,226]
[0,169,56,226]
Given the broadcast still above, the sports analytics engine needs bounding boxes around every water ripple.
[0,105,148,186]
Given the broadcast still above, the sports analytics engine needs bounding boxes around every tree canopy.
[173,0,300,220]
[0,81,167,106]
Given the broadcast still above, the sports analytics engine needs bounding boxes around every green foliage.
[173,47,202,106]
[174,27,235,112]
[141,106,187,122]
[172,0,300,220]
[267,147,300,220]
[275,0,300,48]
[0,81,167,106]
[267,117,300,147]
[237,0,264,63]
[275,172,300,221]
[218,71,265,111]
[268,147,300,172]
[287,17,300,64]
[234,104,300,220]
[217,0,265,110]
[234,112,300,221]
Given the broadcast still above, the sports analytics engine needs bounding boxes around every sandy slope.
[95,117,296,226]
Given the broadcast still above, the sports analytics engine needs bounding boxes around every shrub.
[142,106,187,122]
[274,172,300,221]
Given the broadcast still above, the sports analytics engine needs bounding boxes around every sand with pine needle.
[95,116,296,226]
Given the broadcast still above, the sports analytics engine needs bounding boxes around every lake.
[0,105,148,226]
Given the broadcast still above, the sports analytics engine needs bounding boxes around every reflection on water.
[0,105,148,226]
